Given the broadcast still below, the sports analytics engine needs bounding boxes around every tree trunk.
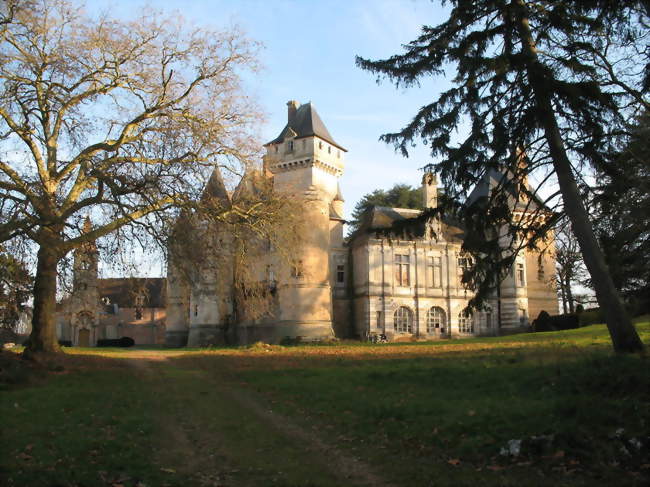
[23,243,62,358]
[565,275,575,313]
[559,280,568,314]
[514,1,644,353]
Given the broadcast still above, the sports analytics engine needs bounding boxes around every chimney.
[515,146,529,188]
[422,172,438,208]
[287,100,299,123]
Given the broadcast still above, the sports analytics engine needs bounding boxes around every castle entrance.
[78,328,90,347]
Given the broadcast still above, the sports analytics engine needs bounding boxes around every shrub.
[532,311,552,332]
[97,337,135,348]
[532,312,579,332]
[579,308,603,326]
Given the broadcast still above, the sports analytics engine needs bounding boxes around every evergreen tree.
[349,184,422,233]
[591,111,650,313]
[357,1,647,352]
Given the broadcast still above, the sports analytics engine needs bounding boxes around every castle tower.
[69,217,100,346]
[262,100,347,341]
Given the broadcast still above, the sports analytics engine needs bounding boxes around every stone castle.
[163,100,558,347]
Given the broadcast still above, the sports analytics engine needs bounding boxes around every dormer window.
[287,140,294,153]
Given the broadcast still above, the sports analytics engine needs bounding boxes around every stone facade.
[56,222,167,346]
[165,100,558,346]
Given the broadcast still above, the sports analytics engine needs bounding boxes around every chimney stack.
[422,172,438,208]
[287,100,299,123]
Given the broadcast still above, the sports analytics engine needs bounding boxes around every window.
[302,139,306,149]
[394,254,410,286]
[458,311,474,334]
[337,150,341,158]
[274,145,278,153]
[135,309,142,320]
[291,260,304,278]
[537,256,545,281]
[266,265,275,282]
[516,262,525,286]
[328,145,331,154]
[458,256,472,273]
[376,310,383,329]
[394,306,413,333]
[485,312,492,329]
[336,264,345,283]
[427,256,442,287]
[80,260,91,270]
[194,305,198,317]
[426,307,446,334]
[286,140,294,152]
[319,141,323,149]
[518,308,528,326]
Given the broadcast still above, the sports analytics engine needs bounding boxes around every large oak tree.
[357,0,647,352]
[0,0,267,357]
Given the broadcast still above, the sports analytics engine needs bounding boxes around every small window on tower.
[319,141,323,149]
[287,140,294,152]
[302,139,306,149]
[81,260,90,270]
[337,150,341,158]
[194,305,198,317]
[336,265,345,283]
[328,145,331,154]
[274,145,278,153]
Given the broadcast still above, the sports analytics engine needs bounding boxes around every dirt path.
[125,354,394,487]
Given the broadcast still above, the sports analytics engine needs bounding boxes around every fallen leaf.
[486,465,504,471]
[160,468,176,474]
[447,458,461,466]
[468,410,476,416]
[554,450,565,458]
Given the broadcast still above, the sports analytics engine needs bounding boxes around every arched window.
[426,307,446,334]
[394,306,413,333]
[458,311,474,334]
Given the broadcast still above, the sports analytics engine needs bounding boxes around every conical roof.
[201,166,231,206]
[265,102,347,152]
[231,168,268,202]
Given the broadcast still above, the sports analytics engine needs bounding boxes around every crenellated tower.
[262,100,347,340]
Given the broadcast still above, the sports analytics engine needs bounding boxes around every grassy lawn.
[1,320,649,486]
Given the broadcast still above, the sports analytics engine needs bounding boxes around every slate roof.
[98,278,166,308]
[350,206,464,244]
[201,166,231,205]
[265,102,347,152]
[466,169,549,212]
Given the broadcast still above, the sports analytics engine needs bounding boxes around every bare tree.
[0,0,265,358]
[555,224,586,314]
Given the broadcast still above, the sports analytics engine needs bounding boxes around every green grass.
[1,321,649,486]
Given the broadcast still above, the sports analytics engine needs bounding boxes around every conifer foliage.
[357,1,648,352]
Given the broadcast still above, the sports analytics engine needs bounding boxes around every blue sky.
[87,0,452,219]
